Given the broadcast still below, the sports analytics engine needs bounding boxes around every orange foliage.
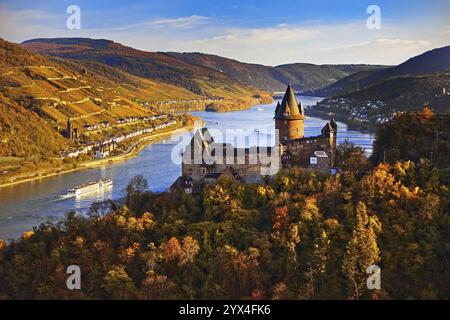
[21,231,34,240]
[420,106,435,120]
[272,206,290,233]
[160,237,183,263]
[251,289,265,300]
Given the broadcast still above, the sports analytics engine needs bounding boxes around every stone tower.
[321,116,338,165]
[274,84,304,142]
[66,117,73,141]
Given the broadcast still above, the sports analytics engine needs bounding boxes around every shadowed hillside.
[309,45,450,97]
[167,51,388,92]
[309,73,450,131]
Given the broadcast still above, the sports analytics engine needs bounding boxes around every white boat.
[68,179,113,196]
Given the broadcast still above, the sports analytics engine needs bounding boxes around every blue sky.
[0,0,449,65]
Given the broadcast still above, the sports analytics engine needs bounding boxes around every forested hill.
[311,72,450,131]
[309,45,450,97]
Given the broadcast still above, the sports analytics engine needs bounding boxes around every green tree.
[123,175,149,213]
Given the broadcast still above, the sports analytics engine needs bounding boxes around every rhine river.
[0,97,374,240]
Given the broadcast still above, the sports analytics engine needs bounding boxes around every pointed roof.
[330,116,337,131]
[274,84,304,120]
[183,127,214,162]
[274,101,281,116]
[321,121,337,138]
[322,122,333,133]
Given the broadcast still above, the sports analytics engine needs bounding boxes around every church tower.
[274,84,304,142]
[66,117,73,141]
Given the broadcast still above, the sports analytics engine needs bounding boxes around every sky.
[0,0,449,66]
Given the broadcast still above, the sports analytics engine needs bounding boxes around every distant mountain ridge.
[21,38,269,98]
[167,51,388,92]
[309,45,450,97]
[22,38,388,93]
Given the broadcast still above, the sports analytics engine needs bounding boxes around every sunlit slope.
[0,38,199,131]
[22,38,272,103]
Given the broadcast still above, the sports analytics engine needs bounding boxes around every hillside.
[309,72,450,131]
[0,92,68,158]
[304,70,380,97]
[309,45,450,97]
[0,38,194,138]
[167,51,388,92]
[0,38,274,184]
[0,38,201,184]
[21,38,272,107]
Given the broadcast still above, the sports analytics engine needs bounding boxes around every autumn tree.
[103,265,137,299]
[342,202,380,299]
[336,140,368,175]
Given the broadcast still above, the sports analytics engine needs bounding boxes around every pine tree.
[342,202,380,299]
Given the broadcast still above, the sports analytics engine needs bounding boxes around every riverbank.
[305,109,375,133]
[166,95,274,113]
[0,122,200,189]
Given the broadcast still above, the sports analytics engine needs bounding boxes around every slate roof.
[274,84,304,120]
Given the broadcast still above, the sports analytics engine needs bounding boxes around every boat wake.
[54,193,75,201]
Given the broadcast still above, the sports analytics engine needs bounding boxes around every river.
[0,97,374,240]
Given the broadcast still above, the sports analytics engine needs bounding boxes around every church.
[175,84,337,193]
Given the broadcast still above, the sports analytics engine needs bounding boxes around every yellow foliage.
[21,231,34,240]
[72,236,86,248]
[140,212,156,231]
[92,240,108,252]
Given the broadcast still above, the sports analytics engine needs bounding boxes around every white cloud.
[0,5,60,40]
[315,38,433,65]
[143,15,210,28]
[0,4,447,66]
[160,23,440,65]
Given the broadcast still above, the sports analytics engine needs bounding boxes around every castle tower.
[274,84,304,142]
[66,117,73,141]
[321,117,338,166]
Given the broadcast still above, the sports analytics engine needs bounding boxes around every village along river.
[0,97,374,240]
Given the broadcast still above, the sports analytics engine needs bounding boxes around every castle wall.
[182,147,279,184]
[285,136,335,167]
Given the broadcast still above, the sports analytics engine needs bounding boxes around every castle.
[175,84,337,193]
